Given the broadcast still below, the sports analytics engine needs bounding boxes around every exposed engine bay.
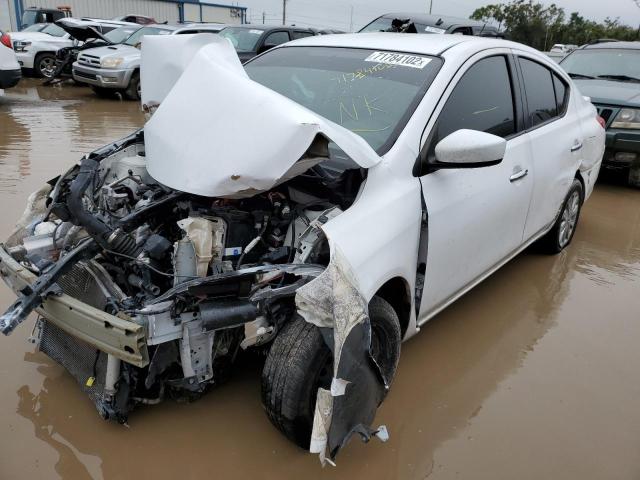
[0,130,366,422]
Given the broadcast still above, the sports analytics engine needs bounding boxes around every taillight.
[596,115,606,129]
[0,33,11,49]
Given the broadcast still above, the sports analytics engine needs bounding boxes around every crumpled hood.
[573,79,640,108]
[55,18,110,43]
[143,35,381,198]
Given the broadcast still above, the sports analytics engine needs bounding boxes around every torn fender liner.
[143,37,380,199]
[296,249,387,464]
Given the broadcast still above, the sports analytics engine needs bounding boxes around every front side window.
[245,46,442,153]
[429,55,515,153]
[519,58,559,127]
[264,31,290,47]
[219,27,264,52]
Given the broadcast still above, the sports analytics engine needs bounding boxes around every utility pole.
[349,5,354,32]
[262,11,266,24]
[282,0,288,25]
[429,0,434,14]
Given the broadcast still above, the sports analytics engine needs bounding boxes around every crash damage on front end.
[0,37,392,464]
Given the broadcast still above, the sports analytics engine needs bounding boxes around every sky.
[238,0,640,31]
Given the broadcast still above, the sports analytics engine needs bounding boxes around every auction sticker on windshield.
[364,51,431,69]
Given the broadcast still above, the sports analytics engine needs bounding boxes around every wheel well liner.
[373,277,411,337]
[574,170,585,199]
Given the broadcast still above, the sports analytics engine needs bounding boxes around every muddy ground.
[0,79,639,480]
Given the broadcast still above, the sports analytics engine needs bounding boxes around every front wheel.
[261,296,401,449]
[124,71,140,100]
[536,179,583,254]
[35,53,56,78]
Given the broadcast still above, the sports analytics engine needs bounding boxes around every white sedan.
[0,33,605,464]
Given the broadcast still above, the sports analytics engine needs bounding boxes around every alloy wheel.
[558,190,580,248]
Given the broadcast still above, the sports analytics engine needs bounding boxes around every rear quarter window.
[519,58,560,127]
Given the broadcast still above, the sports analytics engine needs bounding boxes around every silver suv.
[72,23,226,99]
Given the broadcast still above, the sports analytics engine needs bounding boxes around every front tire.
[536,179,583,254]
[35,53,56,78]
[124,71,140,100]
[261,296,401,449]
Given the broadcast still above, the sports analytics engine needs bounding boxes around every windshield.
[219,27,264,52]
[21,11,38,27]
[104,25,140,44]
[561,49,640,82]
[41,23,66,37]
[124,26,172,46]
[22,23,45,32]
[245,46,442,153]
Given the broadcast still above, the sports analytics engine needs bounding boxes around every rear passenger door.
[516,54,581,241]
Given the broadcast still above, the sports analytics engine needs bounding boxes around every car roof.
[372,12,493,29]
[284,32,517,56]
[175,23,227,30]
[223,24,313,32]
[582,41,640,50]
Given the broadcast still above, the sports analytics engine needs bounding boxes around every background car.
[19,23,49,33]
[11,18,136,77]
[112,15,157,25]
[0,30,21,90]
[20,6,71,29]
[560,41,640,187]
[359,12,503,37]
[218,25,317,63]
[73,23,226,99]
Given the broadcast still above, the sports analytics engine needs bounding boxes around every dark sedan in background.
[561,41,640,187]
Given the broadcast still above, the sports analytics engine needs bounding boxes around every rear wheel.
[35,53,56,78]
[261,296,401,449]
[536,178,583,254]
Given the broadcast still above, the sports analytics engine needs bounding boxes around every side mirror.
[432,129,506,170]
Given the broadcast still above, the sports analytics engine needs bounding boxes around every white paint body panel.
[141,33,605,340]
[144,37,380,198]
[9,31,72,69]
[0,39,19,71]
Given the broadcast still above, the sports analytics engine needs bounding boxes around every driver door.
[418,52,534,321]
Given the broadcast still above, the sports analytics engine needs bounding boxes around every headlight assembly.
[611,108,640,129]
[101,57,124,69]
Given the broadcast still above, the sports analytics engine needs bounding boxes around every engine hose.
[68,158,142,257]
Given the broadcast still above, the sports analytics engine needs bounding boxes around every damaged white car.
[0,33,604,463]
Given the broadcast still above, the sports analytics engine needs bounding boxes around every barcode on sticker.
[364,52,431,69]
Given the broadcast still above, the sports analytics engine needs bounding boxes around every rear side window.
[430,55,516,150]
[291,30,314,39]
[519,58,559,127]
[553,74,568,114]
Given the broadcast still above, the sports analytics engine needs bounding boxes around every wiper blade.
[597,74,640,83]
[568,73,595,79]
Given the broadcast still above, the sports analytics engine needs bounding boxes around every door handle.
[571,141,583,152]
[510,169,529,182]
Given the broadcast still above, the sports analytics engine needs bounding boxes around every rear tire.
[261,296,401,449]
[536,178,583,254]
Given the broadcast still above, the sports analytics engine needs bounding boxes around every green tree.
[471,0,639,49]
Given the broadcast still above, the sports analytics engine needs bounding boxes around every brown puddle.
[1,79,639,480]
